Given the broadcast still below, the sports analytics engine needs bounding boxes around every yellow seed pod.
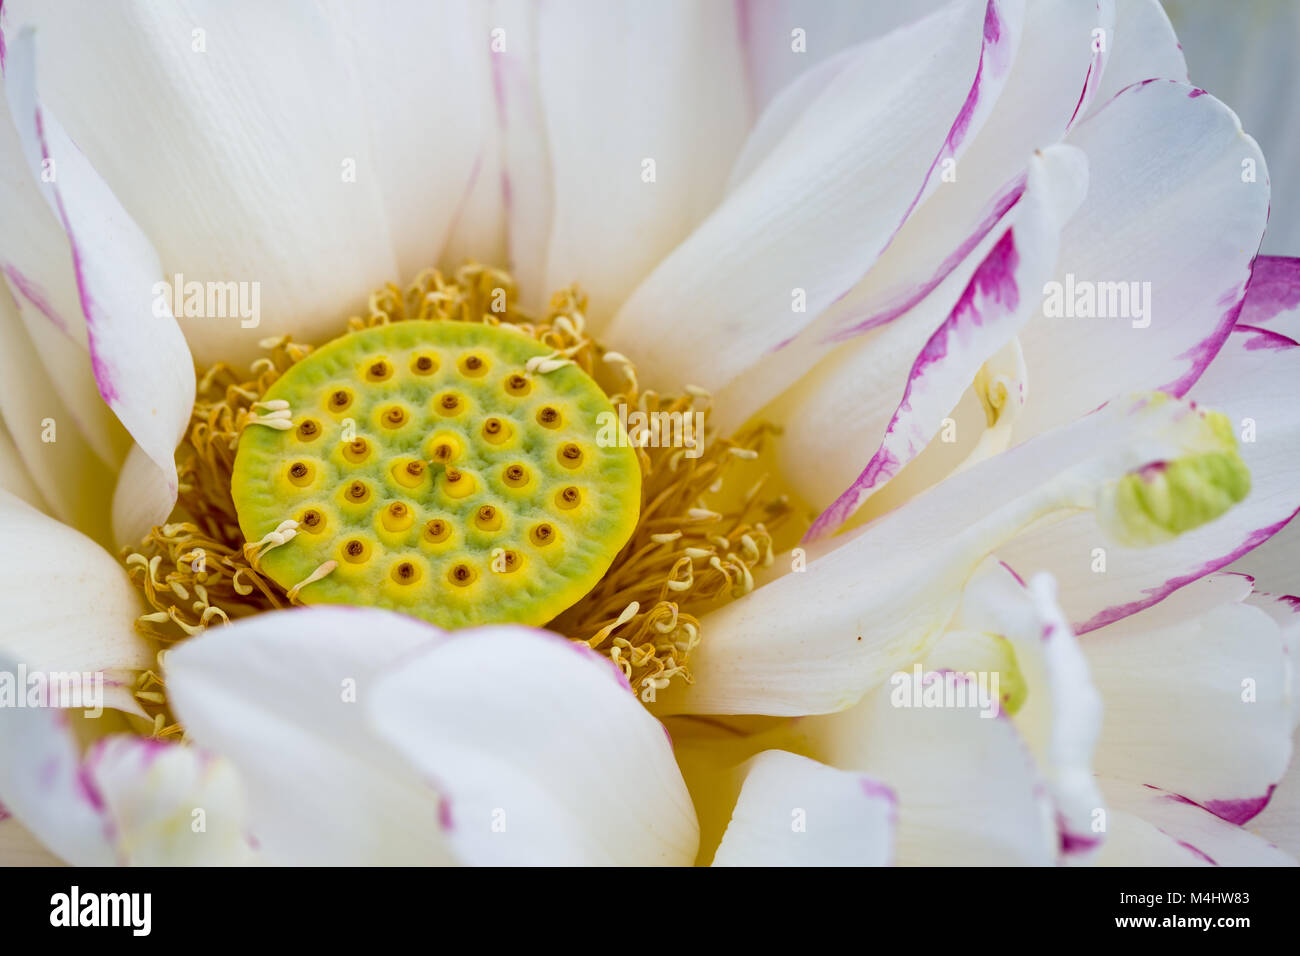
[231,320,641,628]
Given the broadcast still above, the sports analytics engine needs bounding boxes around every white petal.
[163,607,454,866]
[318,0,495,282]
[737,0,952,115]
[712,750,894,867]
[0,676,115,866]
[1084,573,1291,822]
[948,562,1105,861]
[1088,0,1187,111]
[0,669,250,866]
[712,0,1106,437]
[1247,590,1300,728]
[5,2,398,367]
[0,68,129,473]
[1098,779,1296,866]
[0,490,152,683]
[606,0,1021,395]
[1014,80,1268,442]
[0,284,115,542]
[999,325,1300,633]
[6,27,194,510]
[804,680,1056,865]
[537,0,749,327]
[802,144,1087,535]
[490,0,553,311]
[370,626,697,866]
[1163,0,1300,255]
[111,443,177,550]
[659,392,1236,716]
[85,734,252,865]
[1247,729,1300,857]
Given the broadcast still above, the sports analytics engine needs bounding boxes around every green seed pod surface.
[231,321,641,629]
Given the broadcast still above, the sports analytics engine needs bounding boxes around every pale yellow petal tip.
[1101,409,1251,547]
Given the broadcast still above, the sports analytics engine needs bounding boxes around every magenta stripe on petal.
[1075,508,1300,633]
[826,174,1026,344]
[1239,255,1300,326]
[804,0,1019,349]
[31,105,120,404]
[1,262,73,337]
[805,227,1021,542]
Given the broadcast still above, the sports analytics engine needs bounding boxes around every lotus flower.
[0,0,1296,867]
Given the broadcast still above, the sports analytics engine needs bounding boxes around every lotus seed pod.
[231,321,641,628]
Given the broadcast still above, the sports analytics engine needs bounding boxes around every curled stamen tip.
[287,560,338,601]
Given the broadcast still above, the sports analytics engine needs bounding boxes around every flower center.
[230,320,641,629]
[121,264,793,733]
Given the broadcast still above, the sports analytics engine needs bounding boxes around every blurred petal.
[0,682,115,866]
[371,627,698,866]
[711,750,894,867]
[85,734,252,865]
[164,606,454,866]
[1164,0,1300,255]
